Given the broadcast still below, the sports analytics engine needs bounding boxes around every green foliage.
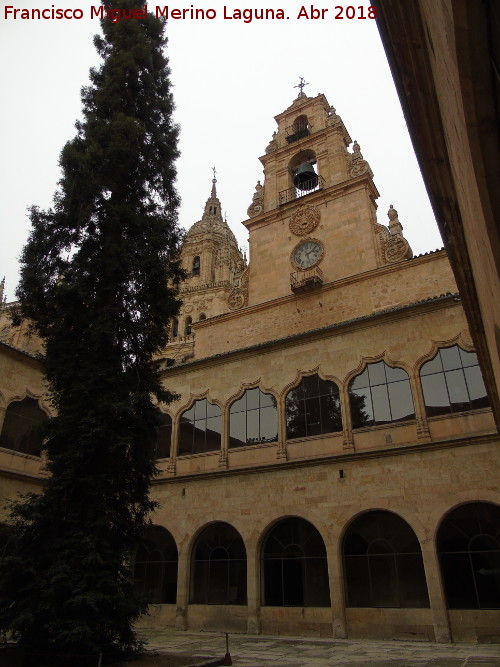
[0,1,183,660]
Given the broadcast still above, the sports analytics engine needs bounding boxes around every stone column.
[218,404,228,469]
[246,535,260,635]
[276,392,287,460]
[410,373,431,441]
[167,414,179,474]
[0,405,6,435]
[327,532,347,638]
[175,546,189,631]
[421,541,451,642]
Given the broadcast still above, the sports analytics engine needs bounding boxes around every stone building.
[1,90,499,644]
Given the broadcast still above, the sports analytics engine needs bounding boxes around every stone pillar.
[175,546,189,631]
[327,533,347,638]
[218,404,228,469]
[167,414,179,474]
[246,536,260,635]
[421,541,451,643]
[0,404,6,435]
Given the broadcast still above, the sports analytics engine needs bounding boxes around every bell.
[293,162,318,191]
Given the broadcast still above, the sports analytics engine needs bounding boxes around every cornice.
[152,431,499,486]
[161,291,461,377]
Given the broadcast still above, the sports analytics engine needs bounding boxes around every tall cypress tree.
[0,1,182,661]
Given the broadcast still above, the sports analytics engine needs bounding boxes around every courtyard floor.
[135,629,500,666]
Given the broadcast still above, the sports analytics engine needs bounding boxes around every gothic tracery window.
[155,410,172,459]
[286,374,342,439]
[438,502,500,609]
[229,387,278,447]
[420,345,489,417]
[191,522,247,605]
[262,517,330,607]
[178,398,221,455]
[349,361,415,428]
[343,510,430,608]
[0,397,47,456]
[133,525,178,604]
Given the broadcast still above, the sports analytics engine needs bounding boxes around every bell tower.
[243,90,412,306]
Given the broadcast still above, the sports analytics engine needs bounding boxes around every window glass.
[285,374,342,440]
[343,510,429,608]
[420,345,489,417]
[191,522,247,605]
[262,517,330,607]
[368,361,386,386]
[446,369,469,407]
[229,412,246,447]
[349,362,414,428]
[178,399,221,455]
[350,367,369,390]
[438,502,500,609]
[420,355,443,376]
[459,348,478,368]
[0,397,47,457]
[350,388,373,428]
[246,387,260,410]
[155,411,172,459]
[371,385,391,423]
[388,380,415,422]
[229,388,278,447]
[440,345,462,371]
[133,526,178,604]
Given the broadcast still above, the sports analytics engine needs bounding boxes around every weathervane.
[212,165,217,180]
[294,77,309,97]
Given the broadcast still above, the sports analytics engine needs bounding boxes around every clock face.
[292,240,323,269]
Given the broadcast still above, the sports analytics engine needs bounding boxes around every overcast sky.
[0,0,443,302]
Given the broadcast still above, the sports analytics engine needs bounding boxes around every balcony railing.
[290,266,323,292]
[285,122,311,144]
[279,175,325,206]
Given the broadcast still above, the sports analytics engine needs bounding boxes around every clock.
[291,239,324,269]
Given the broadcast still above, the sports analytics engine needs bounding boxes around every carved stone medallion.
[289,205,320,236]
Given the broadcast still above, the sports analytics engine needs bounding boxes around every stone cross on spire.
[211,165,217,198]
[294,77,309,97]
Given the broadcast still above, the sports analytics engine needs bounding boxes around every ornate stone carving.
[265,131,278,154]
[384,236,411,263]
[289,204,321,236]
[376,204,413,264]
[349,140,373,179]
[227,266,249,311]
[228,291,246,310]
[247,180,264,218]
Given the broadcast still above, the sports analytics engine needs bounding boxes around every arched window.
[262,517,330,607]
[286,374,341,439]
[349,361,415,428]
[172,318,179,338]
[185,317,192,336]
[178,398,221,455]
[0,397,47,456]
[191,522,247,605]
[133,525,178,604]
[192,256,200,276]
[229,388,278,448]
[420,345,489,417]
[155,410,172,459]
[343,510,429,608]
[437,502,500,609]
